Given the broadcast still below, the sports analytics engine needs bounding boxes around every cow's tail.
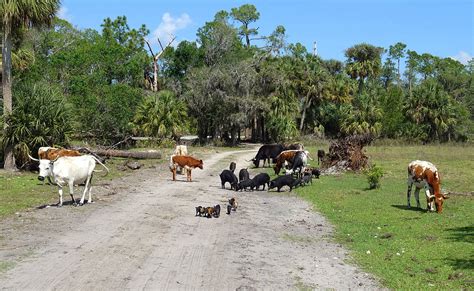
[92,156,110,177]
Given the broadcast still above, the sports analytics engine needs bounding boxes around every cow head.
[37,159,53,181]
[434,194,449,213]
[198,160,203,169]
[252,158,259,168]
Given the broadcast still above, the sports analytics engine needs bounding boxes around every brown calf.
[169,155,203,182]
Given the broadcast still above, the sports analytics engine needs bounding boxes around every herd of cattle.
[28,143,448,213]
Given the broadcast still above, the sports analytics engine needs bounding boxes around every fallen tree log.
[76,148,162,159]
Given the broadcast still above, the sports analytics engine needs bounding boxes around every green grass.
[292,144,474,289]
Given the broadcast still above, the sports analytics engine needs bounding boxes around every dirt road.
[0,148,381,290]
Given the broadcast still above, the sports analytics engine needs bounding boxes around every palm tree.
[1,0,60,170]
[132,90,189,140]
[345,43,384,93]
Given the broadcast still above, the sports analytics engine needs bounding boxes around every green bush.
[364,163,384,189]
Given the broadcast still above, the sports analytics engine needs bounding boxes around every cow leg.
[87,175,94,204]
[189,169,192,182]
[407,178,415,208]
[414,187,421,208]
[57,186,64,207]
[69,180,77,206]
[79,176,92,205]
[424,187,434,212]
[172,167,177,181]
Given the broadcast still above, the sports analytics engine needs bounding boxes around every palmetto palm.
[132,90,188,140]
[1,0,60,169]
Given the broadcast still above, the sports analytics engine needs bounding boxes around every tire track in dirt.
[0,148,381,290]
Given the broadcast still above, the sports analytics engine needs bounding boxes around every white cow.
[37,155,109,207]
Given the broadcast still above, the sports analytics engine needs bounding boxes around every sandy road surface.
[0,148,381,290]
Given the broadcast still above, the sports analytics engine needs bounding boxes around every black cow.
[269,175,296,192]
[239,168,250,182]
[219,169,238,190]
[251,173,271,190]
[251,144,285,168]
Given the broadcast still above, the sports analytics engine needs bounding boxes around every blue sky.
[59,0,473,64]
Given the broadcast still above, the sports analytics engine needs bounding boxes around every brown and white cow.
[407,160,448,213]
[169,155,203,182]
[273,150,299,175]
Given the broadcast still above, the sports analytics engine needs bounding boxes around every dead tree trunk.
[144,36,175,92]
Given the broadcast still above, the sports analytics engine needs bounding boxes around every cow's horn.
[28,154,39,162]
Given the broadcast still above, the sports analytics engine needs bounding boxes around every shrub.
[1,82,72,167]
[365,163,384,189]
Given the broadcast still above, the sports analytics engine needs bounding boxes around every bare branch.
[156,35,176,58]
[144,39,156,58]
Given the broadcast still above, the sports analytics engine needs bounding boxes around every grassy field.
[293,144,474,289]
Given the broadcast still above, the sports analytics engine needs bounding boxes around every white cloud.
[450,51,473,65]
[57,6,72,22]
[151,13,192,46]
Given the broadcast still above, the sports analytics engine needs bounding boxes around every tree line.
[1,3,473,169]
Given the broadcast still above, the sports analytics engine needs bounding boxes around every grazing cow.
[251,173,271,190]
[251,144,285,168]
[219,169,238,190]
[239,168,250,182]
[37,155,109,207]
[269,175,296,192]
[273,150,299,175]
[317,149,325,165]
[169,155,203,182]
[229,162,236,173]
[407,160,448,213]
